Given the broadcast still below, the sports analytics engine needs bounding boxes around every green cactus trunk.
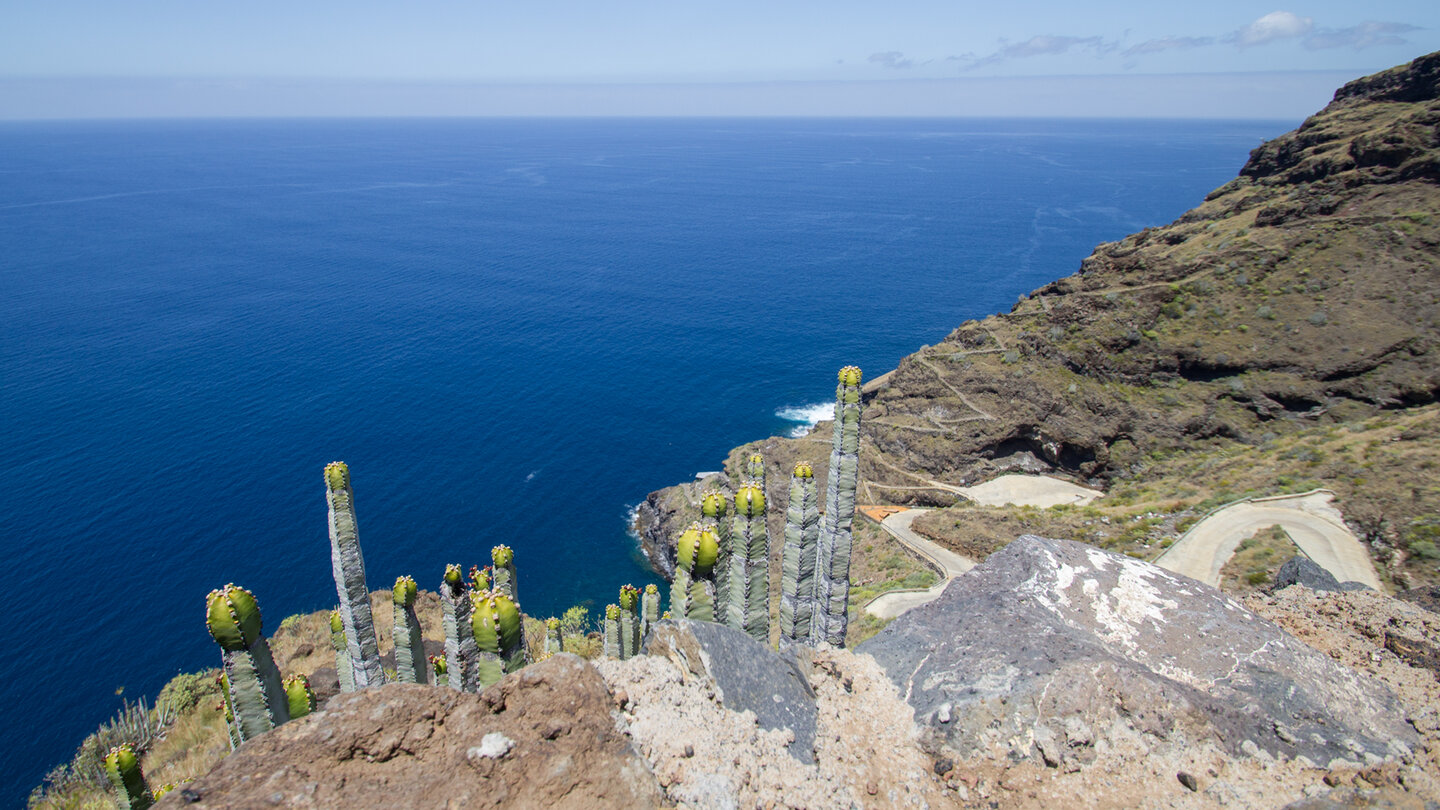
[641,584,660,639]
[544,618,562,657]
[440,566,479,692]
[471,590,524,688]
[283,675,317,720]
[675,521,719,622]
[207,584,289,741]
[702,491,732,624]
[325,462,383,688]
[103,744,153,810]
[618,586,641,659]
[218,673,240,751]
[329,610,354,693]
[812,366,862,647]
[603,604,621,658]
[780,463,820,643]
[726,482,770,641]
[491,545,518,604]
[392,576,428,685]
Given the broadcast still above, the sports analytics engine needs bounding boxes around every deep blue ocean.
[0,116,1289,802]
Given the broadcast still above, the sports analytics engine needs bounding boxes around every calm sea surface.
[0,117,1288,801]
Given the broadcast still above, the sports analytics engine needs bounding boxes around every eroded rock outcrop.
[156,654,662,809]
[859,536,1418,771]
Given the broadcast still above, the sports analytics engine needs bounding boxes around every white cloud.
[868,51,915,69]
[959,35,1116,71]
[1123,36,1215,57]
[1229,11,1314,48]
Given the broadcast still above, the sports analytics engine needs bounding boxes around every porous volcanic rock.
[859,536,1418,771]
[157,654,662,809]
[1272,556,1373,593]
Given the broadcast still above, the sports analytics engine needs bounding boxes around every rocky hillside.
[638,50,1440,591]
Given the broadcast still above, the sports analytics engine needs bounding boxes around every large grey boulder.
[1272,555,1372,593]
[642,619,816,763]
[859,536,1416,769]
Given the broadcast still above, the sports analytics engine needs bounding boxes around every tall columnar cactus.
[440,564,479,692]
[603,604,622,658]
[726,482,770,641]
[674,521,719,622]
[103,744,153,810]
[744,452,767,488]
[283,675,316,720]
[641,584,660,638]
[470,589,524,688]
[812,366,863,647]
[325,462,383,687]
[544,617,562,658]
[780,462,821,643]
[328,610,354,693]
[491,545,517,604]
[205,584,289,741]
[618,585,641,659]
[392,576,427,684]
[701,490,732,617]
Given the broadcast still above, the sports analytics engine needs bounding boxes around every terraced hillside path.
[1154,490,1382,590]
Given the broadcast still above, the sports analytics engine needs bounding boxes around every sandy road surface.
[864,509,975,619]
[1155,491,1381,589]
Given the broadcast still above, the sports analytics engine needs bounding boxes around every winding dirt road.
[1154,490,1381,590]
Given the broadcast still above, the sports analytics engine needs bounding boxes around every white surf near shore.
[775,403,833,437]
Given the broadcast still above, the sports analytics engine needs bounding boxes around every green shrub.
[156,670,220,717]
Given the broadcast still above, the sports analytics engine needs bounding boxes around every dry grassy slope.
[639,51,1440,590]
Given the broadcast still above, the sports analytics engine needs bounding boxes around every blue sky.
[2,1,1437,118]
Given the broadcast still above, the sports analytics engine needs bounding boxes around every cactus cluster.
[325,462,383,688]
[205,584,289,741]
[812,366,863,647]
[392,576,427,684]
[103,744,153,810]
[780,461,820,643]
[725,478,769,641]
[441,564,479,692]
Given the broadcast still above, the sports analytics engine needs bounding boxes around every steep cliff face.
[637,51,1440,582]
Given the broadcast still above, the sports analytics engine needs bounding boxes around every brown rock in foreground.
[158,654,662,810]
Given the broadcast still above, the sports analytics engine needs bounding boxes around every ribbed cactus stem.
[491,545,518,604]
[328,610,354,693]
[392,576,427,684]
[675,521,719,622]
[745,453,767,488]
[470,589,524,688]
[325,462,383,687]
[544,617,562,658]
[103,744,153,810]
[812,366,862,647]
[781,462,821,643]
[618,585,640,659]
[217,673,240,751]
[603,604,621,658]
[726,481,770,641]
[702,490,732,622]
[283,675,316,720]
[440,564,479,692]
[641,584,660,638]
[206,584,289,741]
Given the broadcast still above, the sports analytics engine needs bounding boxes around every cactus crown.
[430,654,447,675]
[205,584,262,652]
[324,461,350,492]
[329,609,342,633]
[677,521,720,576]
[470,565,491,592]
[793,462,814,479]
[392,575,418,606]
[606,604,621,620]
[545,616,560,630]
[700,490,729,518]
[619,584,640,611]
[103,744,139,773]
[492,544,514,567]
[837,365,862,387]
[734,482,766,516]
[644,583,658,595]
[470,589,522,653]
